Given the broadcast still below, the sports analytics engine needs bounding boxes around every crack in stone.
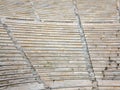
[72,0,99,90]
[0,18,49,89]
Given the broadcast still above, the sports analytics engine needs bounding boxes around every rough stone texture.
[0,0,120,90]
[2,82,45,90]
[77,0,118,23]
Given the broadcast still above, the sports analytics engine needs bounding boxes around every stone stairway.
[0,0,120,90]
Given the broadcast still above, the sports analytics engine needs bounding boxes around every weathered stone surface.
[0,0,120,90]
